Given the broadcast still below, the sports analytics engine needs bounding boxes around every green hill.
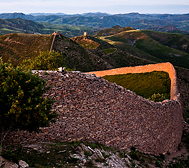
[141,30,189,54]
[71,35,100,49]
[95,28,189,68]
[0,33,113,71]
[1,12,189,33]
[51,33,113,72]
[0,18,45,35]
[80,35,155,68]
[0,32,155,72]
[92,25,134,37]
[0,33,53,66]
[0,18,100,37]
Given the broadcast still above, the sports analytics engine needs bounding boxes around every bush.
[0,59,57,149]
[148,93,168,102]
[22,50,67,70]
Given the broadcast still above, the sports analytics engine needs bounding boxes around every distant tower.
[84,32,88,37]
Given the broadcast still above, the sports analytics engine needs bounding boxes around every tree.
[0,59,57,150]
[22,50,67,70]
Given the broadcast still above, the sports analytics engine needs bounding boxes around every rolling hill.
[0,33,53,66]
[51,33,113,72]
[0,31,155,71]
[0,33,113,70]
[0,18,100,37]
[141,30,189,54]
[0,18,44,35]
[93,27,189,69]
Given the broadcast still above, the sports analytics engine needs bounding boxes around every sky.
[0,0,189,14]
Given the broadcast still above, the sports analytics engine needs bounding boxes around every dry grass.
[0,33,53,66]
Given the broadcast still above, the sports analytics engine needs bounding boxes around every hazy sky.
[0,0,189,14]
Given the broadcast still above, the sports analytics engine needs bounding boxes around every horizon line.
[0,12,189,15]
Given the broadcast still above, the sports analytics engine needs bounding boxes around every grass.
[0,33,53,66]
[104,30,189,69]
[135,38,189,69]
[93,26,135,37]
[142,30,189,54]
[71,35,100,49]
[103,71,171,100]
[102,48,116,55]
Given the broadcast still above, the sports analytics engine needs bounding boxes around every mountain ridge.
[0,12,188,33]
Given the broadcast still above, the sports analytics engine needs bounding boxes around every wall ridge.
[87,62,179,101]
[50,31,60,51]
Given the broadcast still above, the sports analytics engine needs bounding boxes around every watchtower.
[84,32,88,37]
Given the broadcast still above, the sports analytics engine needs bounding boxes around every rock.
[91,152,99,160]
[124,157,131,166]
[11,164,19,168]
[58,150,66,153]
[80,143,93,155]
[0,157,5,167]
[125,153,131,160]
[71,154,82,160]
[107,154,128,168]
[94,149,104,160]
[87,146,95,153]
[85,74,96,80]
[19,160,29,168]
[0,156,18,168]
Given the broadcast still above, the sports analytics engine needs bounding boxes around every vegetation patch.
[93,25,135,37]
[103,71,171,101]
[102,48,116,55]
[0,60,57,151]
[22,50,68,71]
[103,30,189,69]
[0,33,53,66]
[71,35,100,49]
[142,30,189,54]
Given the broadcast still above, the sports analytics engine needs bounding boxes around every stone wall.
[7,66,183,155]
[50,31,61,51]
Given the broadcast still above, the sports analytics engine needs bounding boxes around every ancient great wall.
[7,62,183,155]
[88,62,179,101]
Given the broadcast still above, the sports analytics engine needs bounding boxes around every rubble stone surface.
[7,70,183,155]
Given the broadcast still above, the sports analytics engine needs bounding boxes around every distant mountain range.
[0,12,188,34]
[0,17,100,37]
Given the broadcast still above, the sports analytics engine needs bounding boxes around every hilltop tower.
[84,32,88,37]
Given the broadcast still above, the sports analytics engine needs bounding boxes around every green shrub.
[148,93,168,102]
[0,59,57,149]
[22,50,67,70]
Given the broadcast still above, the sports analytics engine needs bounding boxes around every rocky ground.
[1,139,189,168]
